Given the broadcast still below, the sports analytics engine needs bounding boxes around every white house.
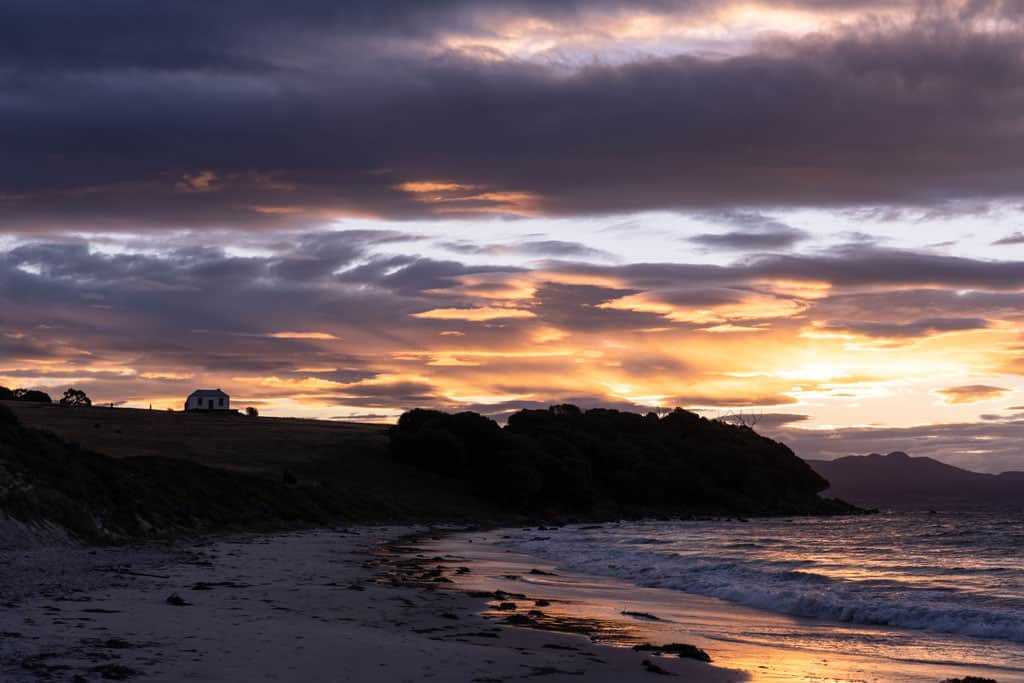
[184,389,230,412]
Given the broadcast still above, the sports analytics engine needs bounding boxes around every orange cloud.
[412,307,537,321]
[398,181,474,193]
[397,179,540,215]
[936,385,1012,404]
[175,170,220,193]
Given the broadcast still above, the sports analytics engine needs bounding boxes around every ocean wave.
[505,521,1024,644]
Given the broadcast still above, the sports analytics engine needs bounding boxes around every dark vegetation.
[0,401,508,541]
[0,403,348,542]
[0,385,53,403]
[0,384,92,406]
[59,387,92,407]
[390,405,854,515]
[0,401,858,544]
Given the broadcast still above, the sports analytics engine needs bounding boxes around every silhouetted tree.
[59,388,92,407]
[245,407,259,417]
[389,404,829,514]
[717,410,763,429]
[12,388,52,403]
[0,385,14,401]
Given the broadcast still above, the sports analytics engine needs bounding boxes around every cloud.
[992,232,1024,245]
[690,230,809,251]
[11,236,1024,416]
[689,211,810,251]
[441,239,615,260]
[412,306,537,321]
[820,317,989,339]
[936,384,1012,404]
[549,244,1024,296]
[7,4,1024,227]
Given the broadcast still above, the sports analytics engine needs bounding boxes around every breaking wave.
[503,513,1024,643]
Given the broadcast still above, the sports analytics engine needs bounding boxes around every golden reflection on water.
[426,535,1024,683]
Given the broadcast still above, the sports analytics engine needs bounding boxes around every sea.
[430,510,1024,681]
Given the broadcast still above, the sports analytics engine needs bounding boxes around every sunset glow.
[5,0,1024,473]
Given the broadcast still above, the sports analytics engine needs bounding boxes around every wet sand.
[1,526,742,682]
[423,530,1024,683]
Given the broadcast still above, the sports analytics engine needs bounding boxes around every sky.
[5,1,1024,471]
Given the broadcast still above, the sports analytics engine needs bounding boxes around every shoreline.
[6,519,1020,682]
[1,525,742,682]
[416,525,1024,683]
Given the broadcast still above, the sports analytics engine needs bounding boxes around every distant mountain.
[806,451,1024,510]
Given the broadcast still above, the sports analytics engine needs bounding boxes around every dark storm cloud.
[529,282,673,331]
[7,240,1024,376]
[0,232,476,382]
[648,288,747,307]
[0,334,58,362]
[737,412,811,428]
[5,3,1024,226]
[747,246,1024,290]
[0,0,903,73]
[821,317,990,338]
[690,230,809,251]
[327,380,441,408]
[552,245,1024,292]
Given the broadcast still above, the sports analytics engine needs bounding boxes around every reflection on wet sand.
[421,532,1023,683]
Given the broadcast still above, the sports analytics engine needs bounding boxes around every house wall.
[186,395,230,411]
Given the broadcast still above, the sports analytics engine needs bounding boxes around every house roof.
[188,389,229,398]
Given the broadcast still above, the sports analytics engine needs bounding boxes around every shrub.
[12,388,52,403]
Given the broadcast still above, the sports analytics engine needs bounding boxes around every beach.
[1,525,742,682]
[5,516,1023,682]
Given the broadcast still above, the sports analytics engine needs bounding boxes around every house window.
[219,398,225,407]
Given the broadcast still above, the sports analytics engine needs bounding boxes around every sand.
[1,526,743,682]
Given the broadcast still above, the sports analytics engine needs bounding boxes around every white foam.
[501,516,1024,644]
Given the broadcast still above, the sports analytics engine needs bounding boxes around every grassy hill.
[5,401,386,475]
[1,402,860,544]
[0,402,506,541]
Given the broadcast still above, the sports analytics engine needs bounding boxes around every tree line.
[0,386,92,406]
[388,404,843,515]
